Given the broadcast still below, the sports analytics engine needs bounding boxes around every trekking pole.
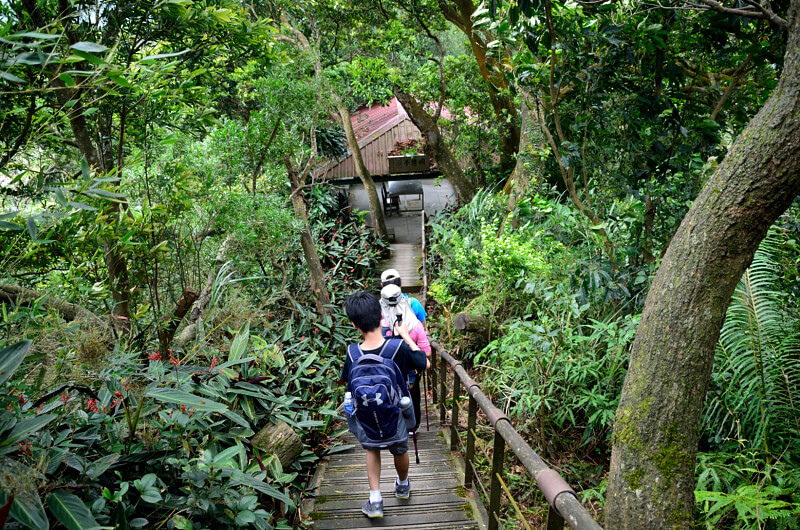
[412,428,420,464]
[423,369,430,432]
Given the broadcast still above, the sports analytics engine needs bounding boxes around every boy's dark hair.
[345,291,382,332]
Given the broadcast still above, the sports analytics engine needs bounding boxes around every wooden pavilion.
[319,98,440,182]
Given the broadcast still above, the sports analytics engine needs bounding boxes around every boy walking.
[341,292,430,518]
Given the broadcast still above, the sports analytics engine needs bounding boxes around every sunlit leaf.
[0,71,26,84]
[138,49,191,64]
[146,388,227,412]
[0,221,23,231]
[70,42,109,53]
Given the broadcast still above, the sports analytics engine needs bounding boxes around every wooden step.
[380,243,423,293]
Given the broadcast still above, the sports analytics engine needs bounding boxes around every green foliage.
[702,230,800,455]
[0,321,344,529]
[428,188,642,458]
[695,451,800,529]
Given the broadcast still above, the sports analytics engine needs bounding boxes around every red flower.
[169,353,180,366]
[60,393,70,404]
[87,398,100,413]
[180,404,187,413]
[114,391,123,398]
[210,356,219,370]
[16,439,32,456]
[148,352,162,362]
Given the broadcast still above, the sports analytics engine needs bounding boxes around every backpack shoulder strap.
[347,343,362,364]
[354,353,390,365]
[379,339,403,361]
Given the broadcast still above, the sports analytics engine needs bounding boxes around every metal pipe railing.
[430,341,602,530]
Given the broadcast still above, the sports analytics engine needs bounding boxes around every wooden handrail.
[430,341,602,530]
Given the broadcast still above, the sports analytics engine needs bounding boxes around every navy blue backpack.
[347,340,410,441]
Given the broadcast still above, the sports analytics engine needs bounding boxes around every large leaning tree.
[606,0,800,527]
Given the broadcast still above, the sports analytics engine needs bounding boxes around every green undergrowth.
[426,189,800,529]
[0,185,383,529]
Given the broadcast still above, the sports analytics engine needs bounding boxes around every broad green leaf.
[0,221,23,231]
[0,340,31,386]
[0,489,48,530]
[26,217,37,240]
[0,210,20,221]
[146,388,227,412]
[221,409,251,429]
[87,188,126,199]
[294,420,323,428]
[0,71,26,84]
[215,356,256,372]
[138,49,190,64]
[80,157,90,180]
[86,454,120,480]
[13,32,60,40]
[70,50,106,66]
[223,469,295,509]
[11,494,48,530]
[4,414,57,447]
[54,189,67,208]
[214,445,245,468]
[159,133,178,145]
[70,42,108,53]
[106,71,131,87]
[68,201,98,212]
[229,322,250,362]
[46,490,102,530]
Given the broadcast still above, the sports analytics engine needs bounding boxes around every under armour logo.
[361,393,383,406]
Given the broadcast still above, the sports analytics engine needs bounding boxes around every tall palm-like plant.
[702,231,800,456]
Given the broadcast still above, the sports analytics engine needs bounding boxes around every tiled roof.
[351,98,399,141]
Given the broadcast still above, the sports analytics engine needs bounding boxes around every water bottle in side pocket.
[344,391,354,415]
[399,395,415,431]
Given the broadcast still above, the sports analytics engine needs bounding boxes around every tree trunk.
[251,420,304,469]
[1,283,107,331]
[437,0,520,172]
[157,287,199,354]
[333,99,388,239]
[394,90,475,203]
[22,0,132,324]
[286,160,332,315]
[175,235,231,347]
[606,2,800,527]
[503,89,540,229]
[454,313,495,339]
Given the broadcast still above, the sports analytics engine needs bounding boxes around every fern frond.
[702,230,800,454]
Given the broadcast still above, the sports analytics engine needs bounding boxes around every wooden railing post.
[430,341,601,530]
[465,394,477,489]
[546,505,566,530]
[439,354,447,425]
[488,429,506,530]
[431,359,438,404]
[450,373,460,451]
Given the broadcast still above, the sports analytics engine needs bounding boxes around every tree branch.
[688,0,789,28]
